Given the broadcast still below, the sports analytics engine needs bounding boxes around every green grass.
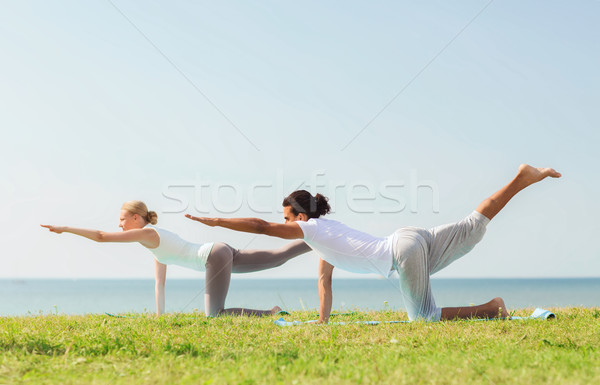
[1,307,599,384]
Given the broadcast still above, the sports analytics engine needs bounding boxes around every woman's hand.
[184,214,219,227]
[40,224,66,234]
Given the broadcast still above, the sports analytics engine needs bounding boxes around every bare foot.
[489,297,510,318]
[517,164,562,186]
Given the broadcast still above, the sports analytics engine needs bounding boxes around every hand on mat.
[41,224,65,234]
[185,214,218,227]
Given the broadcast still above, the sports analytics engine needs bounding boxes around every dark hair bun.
[314,194,331,217]
[282,190,331,218]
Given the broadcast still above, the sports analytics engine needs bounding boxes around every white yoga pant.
[392,211,490,321]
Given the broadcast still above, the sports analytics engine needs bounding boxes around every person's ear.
[298,213,309,221]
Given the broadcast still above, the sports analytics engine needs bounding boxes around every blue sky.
[1,1,598,279]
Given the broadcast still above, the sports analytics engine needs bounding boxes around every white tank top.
[296,218,395,277]
[145,225,214,272]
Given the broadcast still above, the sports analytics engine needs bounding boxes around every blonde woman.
[41,201,310,317]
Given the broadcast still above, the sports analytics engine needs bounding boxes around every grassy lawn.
[1,307,599,384]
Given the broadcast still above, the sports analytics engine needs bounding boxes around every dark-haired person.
[186,165,561,323]
[41,200,311,317]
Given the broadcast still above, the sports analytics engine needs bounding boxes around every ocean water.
[1,278,599,316]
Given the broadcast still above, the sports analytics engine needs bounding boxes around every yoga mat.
[509,307,555,320]
[105,312,128,318]
[105,310,291,317]
[274,308,556,326]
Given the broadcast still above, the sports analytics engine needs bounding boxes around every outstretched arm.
[40,225,158,247]
[185,215,303,240]
[318,259,334,324]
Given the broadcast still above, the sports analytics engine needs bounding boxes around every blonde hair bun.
[121,200,158,225]
[147,210,158,225]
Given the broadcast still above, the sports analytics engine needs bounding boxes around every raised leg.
[231,240,311,273]
[441,297,509,320]
[425,165,560,321]
[439,165,562,320]
[476,164,561,220]
[205,242,284,317]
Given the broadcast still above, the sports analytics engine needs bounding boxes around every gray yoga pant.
[204,240,311,317]
[392,211,490,322]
